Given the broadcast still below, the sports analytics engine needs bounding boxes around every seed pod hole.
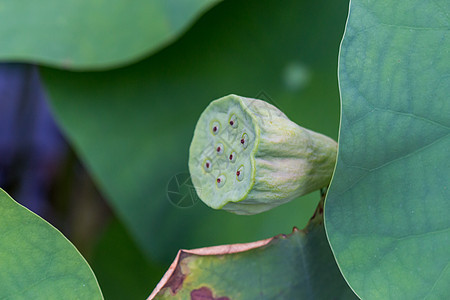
[229,151,236,163]
[211,121,220,135]
[240,133,249,149]
[229,114,238,128]
[236,166,244,181]
[216,143,224,155]
[217,175,226,188]
[203,159,212,172]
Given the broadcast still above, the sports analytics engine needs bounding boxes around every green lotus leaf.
[325,0,450,298]
[0,0,221,70]
[151,199,357,299]
[0,188,103,298]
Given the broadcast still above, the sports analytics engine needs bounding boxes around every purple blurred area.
[0,63,67,218]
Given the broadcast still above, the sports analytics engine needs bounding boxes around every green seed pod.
[189,94,337,215]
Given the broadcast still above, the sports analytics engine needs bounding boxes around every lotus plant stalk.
[189,94,337,215]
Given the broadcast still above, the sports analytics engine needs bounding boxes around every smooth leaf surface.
[0,0,221,70]
[0,188,103,298]
[42,0,349,263]
[325,0,450,298]
[151,201,356,300]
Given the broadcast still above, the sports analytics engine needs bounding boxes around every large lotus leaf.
[41,0,349,262]
[150,200,357,299]
[0,188,103,298]
[0,0,221,70]
[325,0,450,298]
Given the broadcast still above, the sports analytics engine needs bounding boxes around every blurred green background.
[0,0,349,298]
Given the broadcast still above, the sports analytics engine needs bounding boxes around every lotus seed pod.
[188,94,337,215]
